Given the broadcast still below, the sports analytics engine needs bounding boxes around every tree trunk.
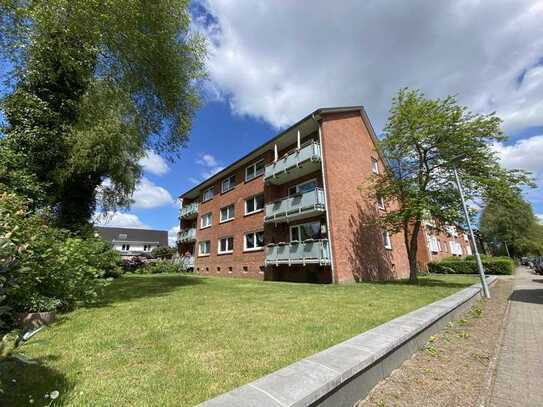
[403,220,421,282]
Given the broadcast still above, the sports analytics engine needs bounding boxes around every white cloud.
[139,150,169,176]
[536,214,543,224]
[132,177,174,209]
[494,135,543,175]
[202,166,224,179]
[196,0,543,132]
[196,153,219,167]
[93,212,148,229]
[168,225,180,247]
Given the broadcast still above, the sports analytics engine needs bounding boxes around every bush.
[0,189,120,324]
[140,260,182,274]
[428,257,514,275]
[151,246,177,260]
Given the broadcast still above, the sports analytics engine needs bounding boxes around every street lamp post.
[452,166,491,299]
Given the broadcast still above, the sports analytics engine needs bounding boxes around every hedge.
[428,258,514,275]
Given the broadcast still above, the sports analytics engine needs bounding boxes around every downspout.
[313,114,336,284]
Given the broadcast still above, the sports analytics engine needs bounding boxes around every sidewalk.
[489,266,543,407]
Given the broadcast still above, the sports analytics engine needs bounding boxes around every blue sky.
[3,1,543,245]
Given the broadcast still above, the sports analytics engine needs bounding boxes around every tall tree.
[0,0,205,230]
[480,191,543,257]
[369,89,532,281]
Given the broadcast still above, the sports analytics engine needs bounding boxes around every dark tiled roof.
[94,226,168,246]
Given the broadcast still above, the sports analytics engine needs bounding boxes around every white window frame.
[200,212,212,229]
[221,175,236,193]
[288,178,317,196]
[245,194,264,215]
[198,240,211,256]
[383,230,392,250]
[245,159,265,182]
[371,157,379,174]
[244,231,264,251]
[202,186,214,202]
[290,221,322,242]
[220,204,235,223]
[218,236,234,254]
[377,194,385,210]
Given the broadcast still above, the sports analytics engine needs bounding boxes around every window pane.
[227,237,233,251]
[288,186,297,195]
[255,160,264,175]
[299,180,317,193]
[290,227,300,241]
[246,166,255,180]
[256,231,264,247]
[246,198,255,213]
[246,233,254,249]
[300,222,321,240]
[220,239,226,252]
[255,194,264,210]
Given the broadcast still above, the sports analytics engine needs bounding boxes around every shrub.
[0,189,118,323]
[140,260,182,274]
[428,257,514,275]
[151,246,177,260]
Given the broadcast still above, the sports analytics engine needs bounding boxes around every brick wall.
[320,111,411,282]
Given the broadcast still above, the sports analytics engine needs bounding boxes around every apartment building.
[177,106,413,284]
[416,220,473,268]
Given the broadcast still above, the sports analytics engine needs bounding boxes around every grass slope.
[1,273,477,406]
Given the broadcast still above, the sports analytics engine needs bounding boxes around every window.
[245,159,265,181]
[288,179,317,196]
[200,212,212,229]
[245,231,264,251]
[118,233,127,239]
[121,244,130,251]
[290,221,322,241]
[218,236,234,254]
[202,187,214,202]
[245,194,264,215]
[143,244,150,251]
[377,194,385,210]
[371,157,379,174]
[198,240,210,256]
[221,175,236,193]
[220,204,235,223]
[383,230,392,250]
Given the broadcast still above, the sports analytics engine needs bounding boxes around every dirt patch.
[357,279,513,407]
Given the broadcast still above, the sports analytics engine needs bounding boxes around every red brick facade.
[178,106,448,283]
[416,223,473,269]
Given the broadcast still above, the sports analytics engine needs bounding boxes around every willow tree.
[370,89,532,281]
[0,0,205,230]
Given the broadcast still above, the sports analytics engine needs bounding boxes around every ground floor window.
[383,230,392,250]
[218,237,234,254]
[245,231,264,251]
[121,244,130,251]
[199,240,210,256]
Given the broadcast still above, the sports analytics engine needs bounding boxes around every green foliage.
[0,189,119,325]
[0,0,205,231]
[151,246,176,260]
[428,258,514,275]
[480,191,543,257]
[368,88,532,280]
[139,260,182,274]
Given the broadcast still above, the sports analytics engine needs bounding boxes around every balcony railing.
[264,188,326,224]
[265,239,331,266]
[176,256,195,270]
[264,141,322,185]
[177,228,196,243]
[180,202,198,219]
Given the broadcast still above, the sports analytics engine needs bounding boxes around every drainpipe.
[313,113,336,284]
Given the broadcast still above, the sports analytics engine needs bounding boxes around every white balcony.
[264,188,326,224]
[264,141,322,185]
[180,202,198,219]
[177,228,196,243]
[265,239,331,266]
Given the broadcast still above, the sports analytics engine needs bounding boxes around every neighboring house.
[177,106,412,283]
[416,219,473,268]
[95,226,168,258]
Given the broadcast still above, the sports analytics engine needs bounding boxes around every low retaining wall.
[200,276,497,407]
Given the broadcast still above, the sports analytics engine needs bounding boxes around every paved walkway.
[490,266,543,407]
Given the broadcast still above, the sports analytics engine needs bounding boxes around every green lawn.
[1,273,477,406]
